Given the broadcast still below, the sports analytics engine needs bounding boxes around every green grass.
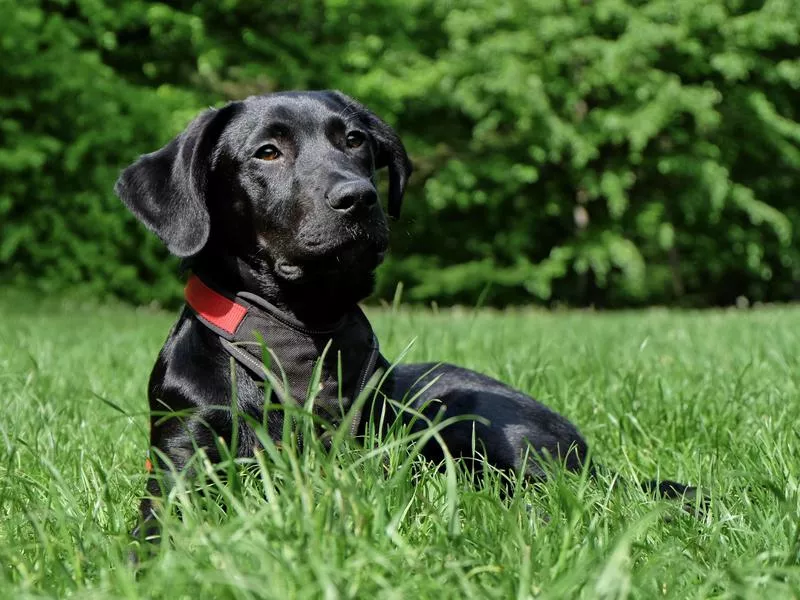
[1,291,799,599]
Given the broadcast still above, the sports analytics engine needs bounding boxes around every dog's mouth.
[272,232,388,282]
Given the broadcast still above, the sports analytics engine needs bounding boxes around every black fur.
[116,91,698,547]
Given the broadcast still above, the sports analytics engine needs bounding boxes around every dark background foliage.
[2,0,798,307]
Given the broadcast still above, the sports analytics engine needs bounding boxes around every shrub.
[2,0,798,307]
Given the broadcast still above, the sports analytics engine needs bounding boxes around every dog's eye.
[254,145,281,161]
[346,131,365,149]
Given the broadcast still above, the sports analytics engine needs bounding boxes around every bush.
[1,0,798,307]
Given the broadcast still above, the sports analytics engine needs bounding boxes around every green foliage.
[1,0,798,306]
[0,0,200,304]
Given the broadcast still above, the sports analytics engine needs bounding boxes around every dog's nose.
[326,181,378,213]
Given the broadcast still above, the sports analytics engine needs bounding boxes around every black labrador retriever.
[116,91,695,544]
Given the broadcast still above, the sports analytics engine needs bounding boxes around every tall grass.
[1,292,798,598]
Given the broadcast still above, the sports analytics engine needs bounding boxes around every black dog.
[116,91,695,543]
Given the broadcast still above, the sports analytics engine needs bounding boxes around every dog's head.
[116,91,411,295]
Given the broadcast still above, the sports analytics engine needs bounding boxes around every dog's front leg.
[129,416,226,563]
[130,478,163,559]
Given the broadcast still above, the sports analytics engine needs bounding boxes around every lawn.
[1,291,799,599]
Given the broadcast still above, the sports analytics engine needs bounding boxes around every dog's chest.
[184,276,382,429]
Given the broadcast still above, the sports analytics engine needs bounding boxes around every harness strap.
[182,275,382,433]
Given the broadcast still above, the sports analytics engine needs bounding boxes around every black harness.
[184,275,385,433]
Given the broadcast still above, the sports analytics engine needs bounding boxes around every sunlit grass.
[1,291,799,598]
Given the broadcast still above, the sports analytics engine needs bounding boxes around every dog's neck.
[186,253,375,327]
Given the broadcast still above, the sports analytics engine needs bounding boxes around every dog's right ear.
[115,103,240,257]
[327,91,412,219]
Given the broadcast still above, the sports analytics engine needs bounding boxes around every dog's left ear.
[329,91,413,219]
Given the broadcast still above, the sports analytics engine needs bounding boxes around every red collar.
[184,275,248,335]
